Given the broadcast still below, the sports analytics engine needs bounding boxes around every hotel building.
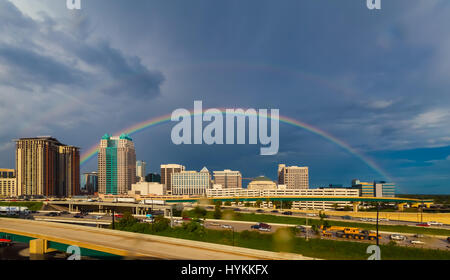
[0,169,16,197]
[171,167,211,196]
[161,164,185,193]
[213,169,242,189]
[15,137,80,197]
[98,134,136,195]
[278,164,309,189]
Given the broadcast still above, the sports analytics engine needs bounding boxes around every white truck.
[139,199,165,205]
[0,206,30,215]
[113,197,136,203]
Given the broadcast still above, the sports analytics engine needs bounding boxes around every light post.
[305,217,309,241]
[376,202,380,246]
[231,226,235,246]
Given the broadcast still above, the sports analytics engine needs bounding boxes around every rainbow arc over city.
[80,109,390,181]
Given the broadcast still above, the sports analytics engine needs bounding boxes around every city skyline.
[1,0,450,194]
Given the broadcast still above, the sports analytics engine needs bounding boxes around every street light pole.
[111,208,115,230]
[376,202,380,246]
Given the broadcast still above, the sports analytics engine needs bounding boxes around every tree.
[255,200,262,208]
[152,216,171,232]
[213,202,222,219]
[332,203,339,211]
[192,206,207,219]
[224,201,231,206]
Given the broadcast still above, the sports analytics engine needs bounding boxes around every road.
[207,206,450,229]
[0,218,313,260]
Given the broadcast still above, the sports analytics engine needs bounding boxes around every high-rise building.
[0,168,16,197]
[98,134,136,195]
[171,167,211,195]
[145,173,161,183]
[15,137,80,197]
[160,164,185,193]
[136,160,146,182]
[213,169,242,189]
[277,164,309,189]
[81,172,98,194]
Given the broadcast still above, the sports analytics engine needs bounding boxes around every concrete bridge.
[46,201,172,215]
[0,218,314,260]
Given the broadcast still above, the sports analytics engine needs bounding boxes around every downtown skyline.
[0,0,450,194]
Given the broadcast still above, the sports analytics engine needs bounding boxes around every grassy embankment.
[182,209,450,236]
[113,213,450,260]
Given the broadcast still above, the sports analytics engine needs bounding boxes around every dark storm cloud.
[0,44,85,86]
[0,0,164,97]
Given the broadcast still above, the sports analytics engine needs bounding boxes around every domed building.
[247,176,277,190]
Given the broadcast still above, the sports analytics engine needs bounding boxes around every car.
[414,234,424,238]
[270,210,279,213]
[45,212,60,217]
[94,215,103,219]
[208,222,220,226]
[114,214,123,219]
[447,237,450,243]
[258,223,271,229]
[221,224,233,229]
[282,211,293,215]
[182,217,192,221]
[73,214,83,218]
[360,218,368,222]
[410,240,425,245]
[295,225,307,232]
[251,224,261,229]
[142,219,154,223]
[390,234,406,241]
[205,206,213,209]
[380,218,390,222]
[60,211,70,215]
[342,215,352,220]
[416,223,430,227]
[256,209,264,213]
[427,221,443,226]
[306,213,317,217]
[233,208,241,211]
[258,227,271,232]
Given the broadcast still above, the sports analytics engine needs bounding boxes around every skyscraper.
[98,134,136,195]
[278,164,309,189]
[81,171,98,194]
[136,160,146,181]
[15,136,80,197]
[160,164,185,193]
[213,169,242,189]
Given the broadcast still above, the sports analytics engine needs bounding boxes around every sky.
[0,0,449,194]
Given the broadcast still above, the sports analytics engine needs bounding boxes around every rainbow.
[80,109,391,181]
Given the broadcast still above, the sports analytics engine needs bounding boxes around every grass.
[114,216,450,260]
[0,201,43,211]
[183,209,450,236]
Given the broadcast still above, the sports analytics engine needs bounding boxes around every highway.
[0,218,313,260]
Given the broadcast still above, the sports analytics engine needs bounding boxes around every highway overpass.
[165,196,434,204]
[0,218,313,260]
